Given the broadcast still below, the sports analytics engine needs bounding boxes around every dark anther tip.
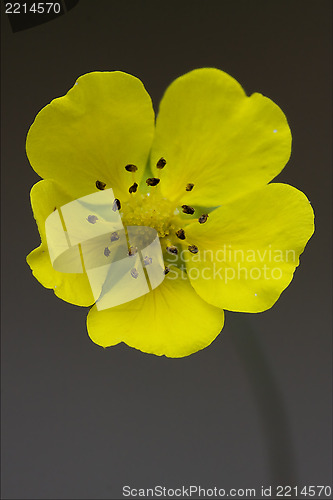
[164,266,170,275]
[143,256,153,266]
[185,183,194,191]
[112,199,121,211]
[96,180,106,190]
[104,247,111,257]
[125,164,138,172]
[188,245,199,254]
[198,214,209,224]
[129,182,138,193]
[87,215,98,224]
[110,231,120,242]
[167,245,178,255]
[156,157,167,169]
[146,177,160,186]
[176,229,186,240]
[130,268,139,279]
[128,246,138,256]
[182,204,195,215]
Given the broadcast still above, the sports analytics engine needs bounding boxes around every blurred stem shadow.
[229,313,296,485]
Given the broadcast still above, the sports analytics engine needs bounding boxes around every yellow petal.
[87,268,224,357]
[27,180,94,306]
[182,183,314,312]
[27,245,94,306]
[151,68,291,206]
[26,71,155,201]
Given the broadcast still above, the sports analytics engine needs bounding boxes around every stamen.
[175,228,186,240]
[104,247,111,257]
[125,164,138,172]
[129,182,138,194]
[128,246,138,256]
[130,268,139,279]
[112,199,121,211]
[186,183,194,191]
[188,244,199,254]
[87,215,98,224]
[167,245,178,255]
[164,266,170,275]
[110,231,119,242]
[96,180,106,190]
[156,157,167,169]
[198,214,209,224]
[182,205,195,215]
[146,177,160,186]
[143,256,153,266]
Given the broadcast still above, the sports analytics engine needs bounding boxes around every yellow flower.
[26,69,314,357]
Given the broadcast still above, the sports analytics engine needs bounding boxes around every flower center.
[95,158,210,268]
[121,192,180,239]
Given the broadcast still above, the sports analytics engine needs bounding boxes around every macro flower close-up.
[26,68,314,357]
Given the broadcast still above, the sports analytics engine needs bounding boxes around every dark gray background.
[1,1,332,499]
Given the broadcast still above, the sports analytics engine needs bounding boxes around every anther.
[110,231,119,242]
[164,266,170,275]
[182,205,195,215]
[167,245,178,255]
[128,246,138,256]
[112,198,121,211]
[198,213,209,224]
[188,244,199,254]
[125,164,138,172]
[143,256,152,266]
[130,268,139,279]
[146,177,160,186]
[96,180,106,190]
[87,215,98,224]
[156,157,167,169]
[186,183,194,191]
[176,229,186,240]
[104,247,111,257]
[129,182,138,193]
